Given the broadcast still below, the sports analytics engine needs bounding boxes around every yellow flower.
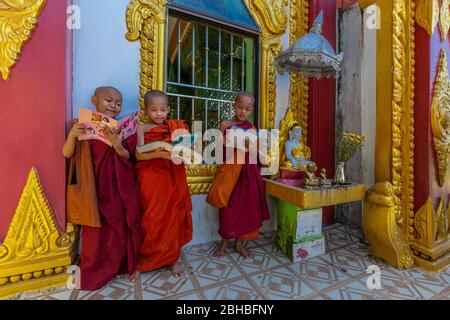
[342,132,348,139]
[361,135,366,141]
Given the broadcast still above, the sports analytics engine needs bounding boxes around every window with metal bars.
[165,12,258,131]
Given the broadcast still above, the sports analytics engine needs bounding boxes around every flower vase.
[334,162,348,184]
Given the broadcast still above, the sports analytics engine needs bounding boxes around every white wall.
[336,4,376,226]
[361,5,376,189]
[275,29,291,129]
[73,0,140,117]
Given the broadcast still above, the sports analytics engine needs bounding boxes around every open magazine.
[78,108,140,146]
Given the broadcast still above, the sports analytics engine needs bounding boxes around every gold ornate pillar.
[363,0,416,269]
[278,0,309,161]
[243,0,288,129]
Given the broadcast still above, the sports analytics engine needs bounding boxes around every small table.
[264,178,366,262]
[264,179,366,210]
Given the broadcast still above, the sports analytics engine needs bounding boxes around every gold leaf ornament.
[415,0,440,36]
[0,0,46,80]
[431,50,450,187]
[440,0,450,40]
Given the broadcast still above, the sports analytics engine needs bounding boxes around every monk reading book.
[135,90,193,277]
[63,86,142,290]
[207,92,270,259]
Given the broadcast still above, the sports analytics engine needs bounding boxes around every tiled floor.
[9,223,450,300]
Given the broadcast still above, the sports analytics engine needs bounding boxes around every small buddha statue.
[305,162,320,187]
[282,123,312,171]
[320,168,332,186]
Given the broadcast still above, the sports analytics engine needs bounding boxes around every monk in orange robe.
[207,92,270,258]
[63,86,142,290]
[135,90,192,277]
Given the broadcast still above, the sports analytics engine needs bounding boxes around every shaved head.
[144,90,169,107]
[235,91,255,104]
[91,86,123,118]
[94,86,122,98]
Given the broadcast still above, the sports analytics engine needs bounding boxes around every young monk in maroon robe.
[63,86,142,290]
[207,92,270,258]
[135,90,192,277]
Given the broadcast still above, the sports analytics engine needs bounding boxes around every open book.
[137,133,202,163]
[78,108,140,146]
[136,133,199,153]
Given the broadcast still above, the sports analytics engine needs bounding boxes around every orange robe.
[206,120,270,241]
[136,120,193,272]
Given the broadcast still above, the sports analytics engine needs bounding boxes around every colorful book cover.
[78,108,140,146]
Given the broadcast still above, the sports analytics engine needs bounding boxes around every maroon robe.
[79,135,142,291]
[218,121,270,240]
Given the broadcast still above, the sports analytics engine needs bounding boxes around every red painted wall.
[0,1,69,240]
[308,0,337,225]
[414,25,450,211]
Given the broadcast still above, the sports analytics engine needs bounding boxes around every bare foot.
[234,239,251,259]
[170,263,185,277]
[213,239,228,258]
[125,270,140,282]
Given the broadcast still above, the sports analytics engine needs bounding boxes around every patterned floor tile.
[203,278,264,300]
[164,291,202,300]
[250,267,316,300]
[323,279,388,300]
[320,247,375,277]
[358,268,439,300]
[77,278,135,300]
[345,223,365,239]
[228,246,281,274]
[140,269,196,299]
[182,242,218,262]
[188,256,243,288]
[260,243,292,264]
[289,256,351,291]
[7,223,449,301]
[324,228,359,248]
[22,287,74,300]
[340,241,371,257]
[250,231,276,247]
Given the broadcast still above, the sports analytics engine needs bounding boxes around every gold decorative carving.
[364,182,414,269]
[411,197,450,271]
[279,0,309,164]
[126,0,289,193]
[0,0,46,80]
[440,0,450,40]
[391,0,416,242]
[126,0,167,122]
[415,0,439,36]
[414,198,439,247]
[186,164,219,194]
[0,168,76,299]
[244,0,288,129]
[431,49,450,187]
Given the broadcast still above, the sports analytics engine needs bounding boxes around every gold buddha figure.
[305,162,320,187]
[320,168,333,186]
[281,123,312,171]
